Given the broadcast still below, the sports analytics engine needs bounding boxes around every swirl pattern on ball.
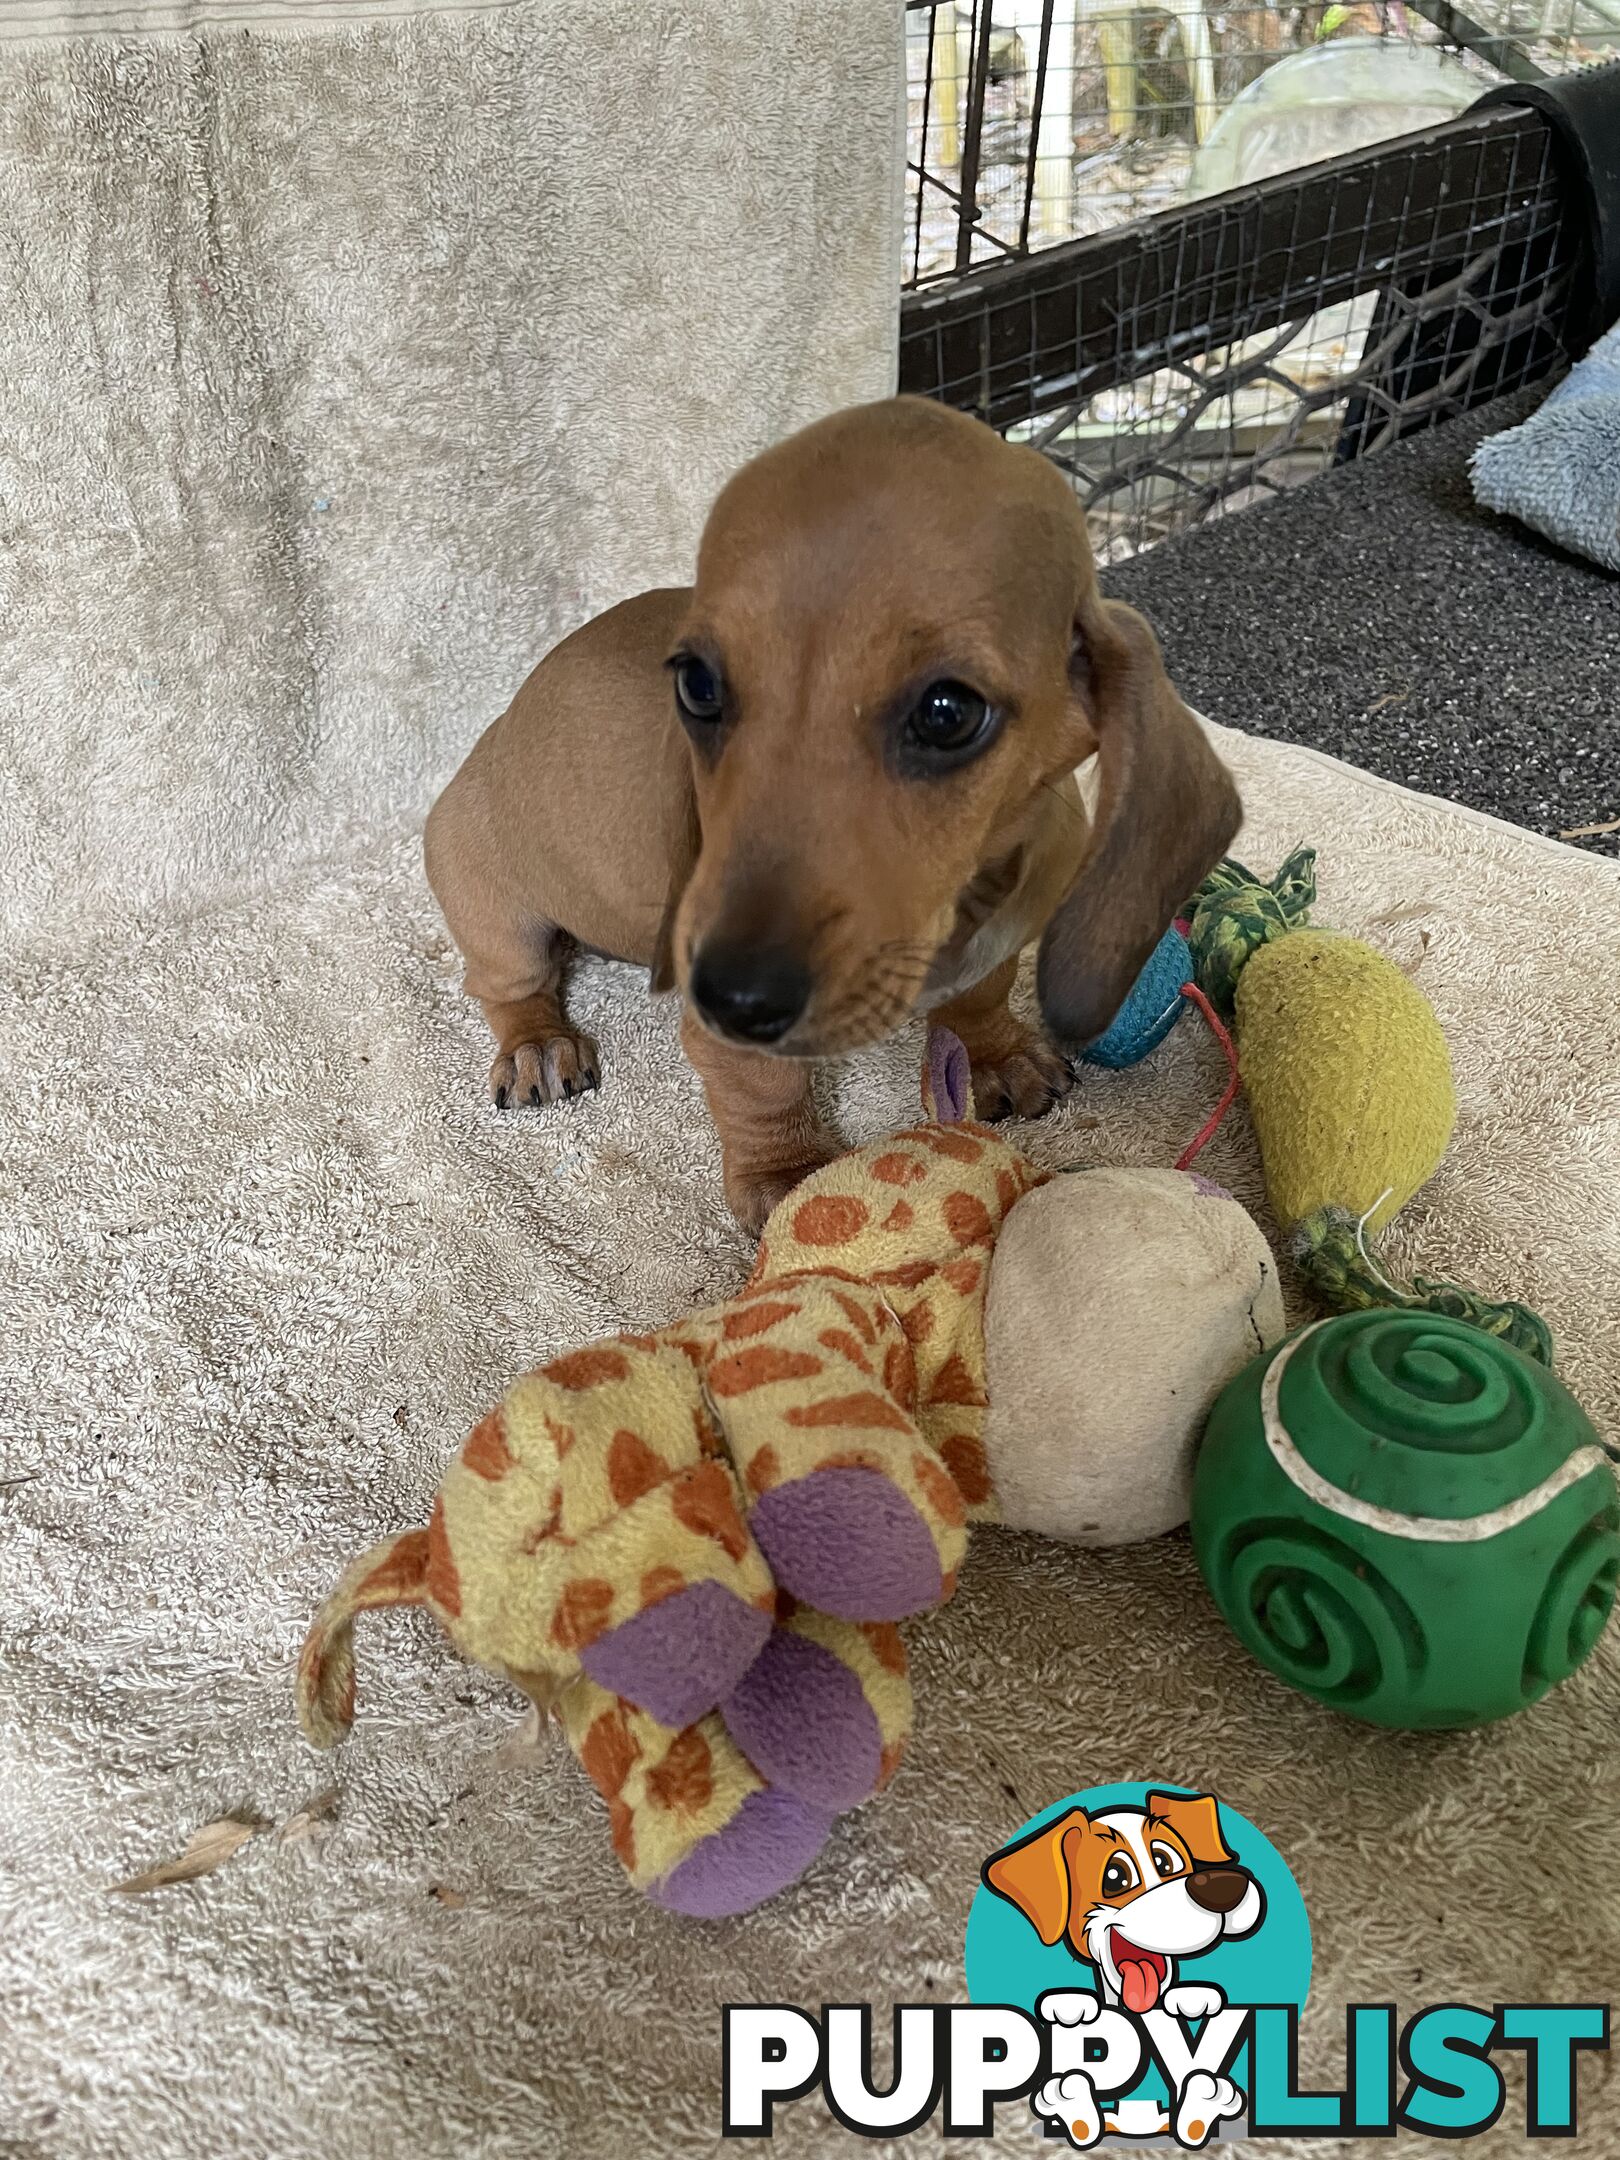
[1523,1512,1620,1699]
[1318,1313,1537,1457]
[1212,1517,1424,1709]
[1194,1311,1617,1730]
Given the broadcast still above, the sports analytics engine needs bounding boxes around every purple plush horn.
[924,1027,972,1124]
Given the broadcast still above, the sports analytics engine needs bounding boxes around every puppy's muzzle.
[1186,1867,1251,1915]
[688,939,812,1046]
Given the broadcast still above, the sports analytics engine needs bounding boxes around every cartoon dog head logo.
[983,1788,1265,2014]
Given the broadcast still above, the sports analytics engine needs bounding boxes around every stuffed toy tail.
[296,1528,434,1748]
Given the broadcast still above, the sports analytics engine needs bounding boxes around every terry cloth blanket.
[0,0,904,943]
[3,719,1618,2159]
[1471,317,1620,571]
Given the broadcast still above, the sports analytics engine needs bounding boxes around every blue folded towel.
[1471,317,1620,573]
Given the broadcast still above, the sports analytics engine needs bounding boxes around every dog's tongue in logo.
[1112,1936,1166,2014]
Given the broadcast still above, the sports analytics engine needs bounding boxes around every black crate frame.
[900,101,1581,548]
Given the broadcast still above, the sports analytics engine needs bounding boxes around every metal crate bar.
[899,102,1568,433]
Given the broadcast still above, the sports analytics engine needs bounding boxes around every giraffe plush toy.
[297,1033,1283,1916]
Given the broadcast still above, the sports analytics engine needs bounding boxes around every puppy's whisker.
[808,926,940,1050]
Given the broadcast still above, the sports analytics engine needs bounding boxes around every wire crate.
[901,99,1582,557]
[904,0,1616,289]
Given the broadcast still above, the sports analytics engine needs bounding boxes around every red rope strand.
[1174,981,1242,1171]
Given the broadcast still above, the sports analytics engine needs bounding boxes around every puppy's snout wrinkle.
[1186,1868,1250,1915]
[688,939,812,1045]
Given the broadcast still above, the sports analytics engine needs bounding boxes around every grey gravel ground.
[1103,387,1620,856]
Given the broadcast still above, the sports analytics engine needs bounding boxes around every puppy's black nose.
[688,942,811,1044]
[1187,1867,1250,1914]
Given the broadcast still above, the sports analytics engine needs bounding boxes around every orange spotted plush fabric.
[296,1038,1048,1917]
[747,1117,1050,1526]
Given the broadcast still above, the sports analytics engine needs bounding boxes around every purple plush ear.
[924,1027,972,1124]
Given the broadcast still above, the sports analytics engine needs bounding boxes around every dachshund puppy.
[424,397,1239,1230]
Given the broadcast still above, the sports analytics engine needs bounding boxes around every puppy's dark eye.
[673,655,724,722]
[1101,1857,1138,1898]
[1151,1842,1184,1880]
[908,679,993,756]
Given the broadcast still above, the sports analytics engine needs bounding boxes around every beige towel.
[0,0,903,940]
[3,722,1616,2158]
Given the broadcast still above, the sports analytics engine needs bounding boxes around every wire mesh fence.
[899,102,1578,558]
[900,0,1605,557]
[904,0,1614,288]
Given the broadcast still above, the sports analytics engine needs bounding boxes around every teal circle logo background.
[964,1782,1312,2020]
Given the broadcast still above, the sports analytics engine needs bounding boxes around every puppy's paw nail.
[491,1028,602,1110]
[495,1086,509,1110]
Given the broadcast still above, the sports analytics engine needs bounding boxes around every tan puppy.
[424,397,1239,1230]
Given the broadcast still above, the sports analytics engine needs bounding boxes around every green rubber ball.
[1191,1310,1619,1729]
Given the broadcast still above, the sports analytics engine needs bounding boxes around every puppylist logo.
[723,1782,1608,2146]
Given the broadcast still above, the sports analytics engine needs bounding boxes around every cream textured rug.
[3,719,1617,2159]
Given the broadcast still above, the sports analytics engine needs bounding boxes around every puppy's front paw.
[490,1029,600,1109]
[1039,1990,1103,2028]
[969,1027,1073,1122]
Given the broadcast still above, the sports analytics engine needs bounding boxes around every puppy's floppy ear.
[982,1807,1089,1946]
[649,793,703,996]
[1146,1789,1233,1869]
[1037,602,1241,1049]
